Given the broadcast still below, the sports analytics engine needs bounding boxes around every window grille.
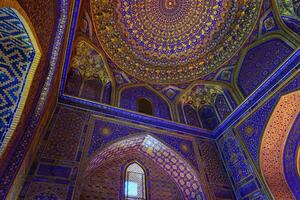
[125,163,146,200]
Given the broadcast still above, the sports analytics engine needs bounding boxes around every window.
[125,163,146,200]
[137,98,153,115]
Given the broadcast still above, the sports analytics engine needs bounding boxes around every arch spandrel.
[82,134,207,200]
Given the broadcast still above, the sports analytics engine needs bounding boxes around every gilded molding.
[72,41,110,83]
[181,86,223,110]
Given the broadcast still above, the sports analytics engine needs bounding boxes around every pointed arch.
[0,3,42,156]
[214,94,232,120]
[260,90,300,199]
[175,81,238,129]
[175,81,240,110]
[64,38,116,104]
[82,134,207,200]
[183,104,201,127]
[124,161,147,199]
[118,84,174,120]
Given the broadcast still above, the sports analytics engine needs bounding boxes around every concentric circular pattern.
[91,0,262,84]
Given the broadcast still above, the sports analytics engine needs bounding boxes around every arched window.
[137,98,153,115]
[125,162,146,200]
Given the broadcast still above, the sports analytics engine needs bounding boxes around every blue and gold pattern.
[217,130,269,199]
[0,0,67,198]
[2,0,300,198]
[0,8,38,153]
[91,0,262,83]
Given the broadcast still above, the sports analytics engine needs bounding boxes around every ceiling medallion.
[91,0,262,84]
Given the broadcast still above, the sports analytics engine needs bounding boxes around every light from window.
[125,181,138,196]
[125,163,146,199]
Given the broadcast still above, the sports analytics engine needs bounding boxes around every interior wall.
[59,0,300,128]
[119,85,172,120]
[80,153,182,200]
[0,0,69,199]
[12,0,61,152]
[19,106,89,200]
[10,2,300,200]
[217,130,270,199]
[198,140,235,200]
[236,72,300,165]
[177,84,237,130]
[18,104,234,200]
[217,71,300,199]
[260,91,300,199]
[276,0,300,35]
[64,39,115,105]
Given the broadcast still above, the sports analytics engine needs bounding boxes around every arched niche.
[118,84,173,120]
[198,105,219,130]
[260,90,300,199]
[176,82,237,130]
[0,5,41,156]
[81,135,207,200]
[64,39,115,104]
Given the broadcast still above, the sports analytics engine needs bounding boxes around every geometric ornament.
[85,135,206,199]
[260,91,300,200]
[91,0,262,84]
[71,40,110,84]
[0,8,40,154]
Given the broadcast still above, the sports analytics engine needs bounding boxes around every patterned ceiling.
[91,0,262,84]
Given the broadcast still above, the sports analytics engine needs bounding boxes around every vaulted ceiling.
[61,0,300,130]
[90,0,261,84]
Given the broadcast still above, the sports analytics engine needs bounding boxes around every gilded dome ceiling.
[91,0,262,84]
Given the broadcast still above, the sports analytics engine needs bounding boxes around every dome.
[91,0,262,84]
